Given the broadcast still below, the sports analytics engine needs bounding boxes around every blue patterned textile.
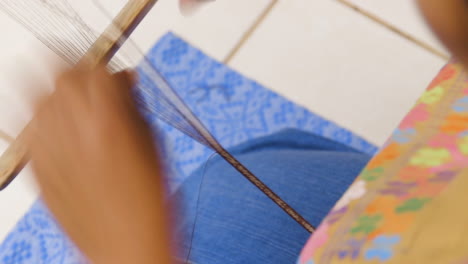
[0,32,376,263]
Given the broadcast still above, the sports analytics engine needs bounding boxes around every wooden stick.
[0,0,158,190]
[335,0,449,60]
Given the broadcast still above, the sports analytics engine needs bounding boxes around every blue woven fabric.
[0,32,377,263]
[174,129,371,263]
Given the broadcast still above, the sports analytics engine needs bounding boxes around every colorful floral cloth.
[298,62,468,263]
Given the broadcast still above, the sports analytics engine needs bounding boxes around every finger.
[113,70,139,105]
[30,98,62,186]
[54,68,90,103]
[51,69,95,142]
[114,69,138,88]
[29,65,72,116]
[30,94,54,138]
[31,92,51,121]
[179,0,214,15]
[30,97,80,200]
[418,0,468,65]
[88,67,136,108]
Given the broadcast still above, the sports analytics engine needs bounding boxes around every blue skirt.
[173,129,371,264]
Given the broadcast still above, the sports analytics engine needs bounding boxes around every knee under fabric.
[173,129,371,264]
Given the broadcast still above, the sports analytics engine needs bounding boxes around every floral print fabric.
[299,62,468,264]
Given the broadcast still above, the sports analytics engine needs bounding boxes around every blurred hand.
[179,0,214,15]
[30,67,171,264]
[418,0,468,66]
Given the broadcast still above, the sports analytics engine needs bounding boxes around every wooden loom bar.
[0,0,158,190]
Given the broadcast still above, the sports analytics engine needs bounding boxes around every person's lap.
[171,129,371,264]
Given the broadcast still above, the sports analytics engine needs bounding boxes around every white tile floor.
[345,0,448,57]
[228,0,446,145]
[0,0,448,241]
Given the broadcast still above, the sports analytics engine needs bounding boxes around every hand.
[418,0,468,66]
[30,67,172,264]
[179,0,214,15]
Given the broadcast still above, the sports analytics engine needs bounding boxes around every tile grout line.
[335,0,449,61]
[223,0,278,64]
